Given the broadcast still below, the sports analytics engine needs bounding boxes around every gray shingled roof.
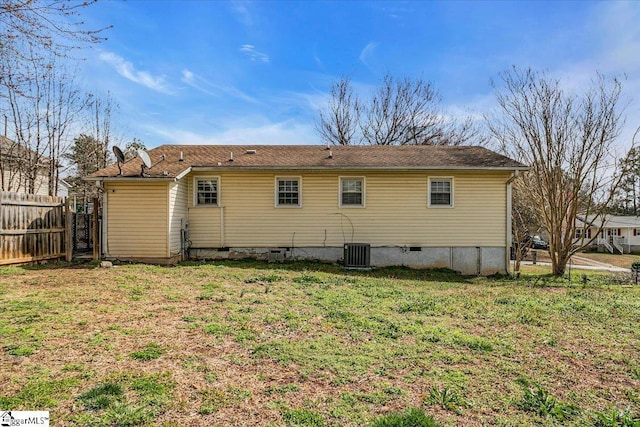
[577,215,640,228]
[87,144,527,180]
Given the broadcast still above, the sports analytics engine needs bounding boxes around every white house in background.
[0,135,66,196]
[575,215,640,254]
[56,179,71,197]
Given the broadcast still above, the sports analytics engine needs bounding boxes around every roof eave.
[85,167,193,182]
[189,165,529,172]
[84,176,178,182]
[85,165,528,180]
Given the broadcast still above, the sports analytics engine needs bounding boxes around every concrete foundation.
[104,254,183,265]
[189,246,507,276]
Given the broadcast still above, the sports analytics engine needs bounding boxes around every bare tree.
[0,1,110,195]
[362,75,441,145]
[316,73,484,146]
[1,51,83,195]
[510,178,543,272]
[85,91,116,168]
[64,91,119,207]
[0,0,108,58]
[45,63,84,195]
[490,67,633,276]
[316,77,361,145]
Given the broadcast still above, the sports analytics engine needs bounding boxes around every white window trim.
[339,176,366,208]
[428,176,454,208]
[193,176,220,207]
[275,176,302,208]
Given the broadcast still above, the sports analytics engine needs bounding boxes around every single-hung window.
[277,178,300,207]
[340,178,364,206]
[429,178,453,207]
[195,178,218,206]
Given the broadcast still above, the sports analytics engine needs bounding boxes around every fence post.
[65,197,72,262]
[92,197,99,260]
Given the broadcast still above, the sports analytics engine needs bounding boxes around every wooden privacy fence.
[0,191,72,265]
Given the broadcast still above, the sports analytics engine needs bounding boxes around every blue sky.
[78,0,640,149]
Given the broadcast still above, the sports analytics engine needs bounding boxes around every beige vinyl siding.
[2,169,50,195]
[187,170,509,248]
[32,173,50,196]
[169,181,188,255]
[188,208,221,247]
[188,176,221,247]
[105,181,168,258]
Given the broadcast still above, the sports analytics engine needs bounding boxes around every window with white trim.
[276,178,300,207]
[429,178,453,207]
[195,178,218,206]
[340,177,364,207]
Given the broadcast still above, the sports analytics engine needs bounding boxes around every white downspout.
[505,170,520,274]
[102,181,108,257]
[220,206,225,247]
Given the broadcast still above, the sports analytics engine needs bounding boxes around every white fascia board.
[189,165,529,172]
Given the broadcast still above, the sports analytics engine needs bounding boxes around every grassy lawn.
[1,260,639,426]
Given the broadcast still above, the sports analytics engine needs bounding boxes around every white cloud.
[593,1,640,73]
[313,52,324,70]
[239,44,270,63]
[231,1,253,27]
[99,51,173,94]
[181,69,195,84]
[207,120,318,145]
[274,89,329,113]
[181,68,215,96]
[143,118,320,146]
[359,42,378,70]
[546,2,640,152]
[181,68,259,103]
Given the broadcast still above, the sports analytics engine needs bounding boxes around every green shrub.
[592,408,640,427]
[425,387,467,414]
[130,343,164,361]
[282,408,325,426]
[370,408,440,427]
[517,384,580,421]
[264,384,300,395]
[79,382,124,410]
[102,402,152,426]
[6,345,35,356]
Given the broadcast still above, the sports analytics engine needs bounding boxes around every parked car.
[531,236,549,250]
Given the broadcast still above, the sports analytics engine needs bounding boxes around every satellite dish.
[112,146,125,175]
[138,149,152,169]
[113,146,125,163]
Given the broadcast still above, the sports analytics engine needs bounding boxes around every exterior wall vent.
[344,243,371,268]
[268,248,285,263]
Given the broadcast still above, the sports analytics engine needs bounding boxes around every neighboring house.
[86,145,527,275]
[575,215,640,254]
[57,179,71,198]
[0,135,65,196]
